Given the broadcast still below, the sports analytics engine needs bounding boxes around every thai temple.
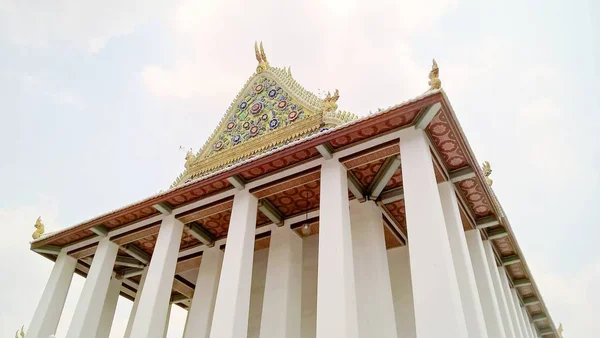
[26,43,560,338]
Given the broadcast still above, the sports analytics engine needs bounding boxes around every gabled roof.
[171,42,358,187]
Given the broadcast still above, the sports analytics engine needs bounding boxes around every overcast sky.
[0,0,598,337]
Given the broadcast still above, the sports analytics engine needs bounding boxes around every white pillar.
[512,289,530,338]
[498,267,524,338]
[465,230,506,338]
[301,235,319,338]
[125,267,148,338]
[96,275,123,338]
[483,241,517,337]
[130,215,184,338]
[27,251,77,338]
[523,308,535,337]
[438,181,488,338]
[316,159,359,338]
[163,303,172,338]
[66,237,119,338]
[350,200,398,338]
[184,246,224,338]
[259,226,303,338]
[399,127,468,338]
[387,246,416,338]
[210,189,258,338]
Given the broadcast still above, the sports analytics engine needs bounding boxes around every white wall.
[247,248,269,338]
[301,235,319,338]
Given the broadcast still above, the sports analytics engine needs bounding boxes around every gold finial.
[15,326,25,338]
[32,217,45,240]
[558,323,563,337]
[428,59,441,90]
[322,89,340,112]
[255,41,270,73]
[185,149,195,169]
[482,161,493,186]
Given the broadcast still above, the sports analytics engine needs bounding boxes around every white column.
[512,289,530,338]
[350,200,398,338]
[465,230,506,338]
[163,303,172,338]
[210,189,258,338]
[96,275,123,338]
[125,267,148,338]
[184,246,224,338]
[399,127,468,338]
[438,181,488,338]
[27,251,77,338]
[483,241,517,337]
[259,226,303,338]
[301,235,319,338]
[498,267,524,338]
[66,237,119,338]
[523,308,535,337]
[130,215,184,338]
[316,159,359,338]
[387,246,416,338]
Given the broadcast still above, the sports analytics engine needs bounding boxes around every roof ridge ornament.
[323,89,340,112]
[255,41,270,73]
[32,216,45,240]
[428,59,441,90]
[482,161,493,186]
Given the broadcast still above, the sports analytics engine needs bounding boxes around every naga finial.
[254,41,270,73]
[185,149,195,169]
[428,59,441,90]
[15,325,25,338]
[558,323,563,337]
[32,217,45,240]
[322,89,340,112]
[482,161,493,186]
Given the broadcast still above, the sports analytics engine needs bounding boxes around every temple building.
[27,43,559,338]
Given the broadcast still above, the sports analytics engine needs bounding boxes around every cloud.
[528,257,600,338]
[0,0,173,53]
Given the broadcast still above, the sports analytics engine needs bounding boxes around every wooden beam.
[513,278,532,287]
[380,187,404,205]
[523,296,540,305]
[227,175,246,190]
[152,202,173,215]
[487,227,508,240]
[316,143,333,160]
[502,254,522,266]
[32,245,61,255]
[415,102,442,130]
[172,278,194,299]
[476,216,500,229]
[120,267,145,279]
[378,202,408,243]
[367,156,401,200]
[347,171,365,201]
[187,222,215,247]
[538,328,553,336]
[123,244,150,264]
[449,167,476,183]
[90,225,109,237]
[115,256,145,268]
[258,199,284,226]
[532,313,547,322]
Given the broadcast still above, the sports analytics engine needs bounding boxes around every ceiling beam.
[171,294,189,304]
[380,187,404,205]
[502,254,522,266]
[476,216,500,229]
[172,278,194,299]
[227,175,246,190]
[316,143,333,160]
[378,202,408,244]
[122,244,150,265]
[115,255,146,268]
[415,102,442,130]
[449,167,476,183]
[532,313,547,322]
[187,222,215,247]
[538,328,553,336]
[523,296,540,305]
[258,199,284,226]
[120,267,146,279]
[367,156,401,200]
[90,225,109,237]
[153,202,173,215]
[347,171,365,201]
[513,278,532,287]
[487,227,508,240]
[32,245,61,255]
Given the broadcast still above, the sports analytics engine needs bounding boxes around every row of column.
[28,127,539,338]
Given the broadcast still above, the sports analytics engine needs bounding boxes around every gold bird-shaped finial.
[428,58,441,90]
[482,161,493,186]
[254,41,270,73]
[32,216,45,240]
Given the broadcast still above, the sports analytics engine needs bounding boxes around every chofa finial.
[254,41,270,73]
[482,161,493,186]
[558,323,563,337]
[428,59,441,90]
[15,325,25,338]
[32,217,45,240]
[322,89,340,112]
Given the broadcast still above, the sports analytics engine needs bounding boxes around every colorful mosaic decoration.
[206,76,307,157]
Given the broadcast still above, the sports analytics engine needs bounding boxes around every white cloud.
[0,1,173,53]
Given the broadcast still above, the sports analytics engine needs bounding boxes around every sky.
[0,0,598,337]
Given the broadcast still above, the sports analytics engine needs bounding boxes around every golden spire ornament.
[32,216,45,240]
[428,59,441,90]
[254,41,270,73]
[15,326,25,338]
[482,161,493,186]
[557,323,563,337]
